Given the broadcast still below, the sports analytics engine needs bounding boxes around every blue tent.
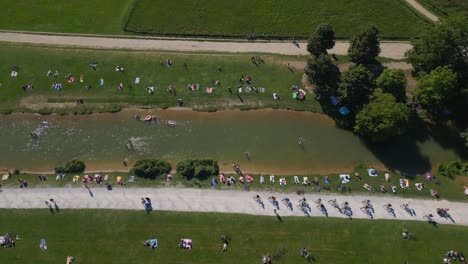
[339,106,350,115]
[330,96,339,106]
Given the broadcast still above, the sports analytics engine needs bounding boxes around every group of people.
[444,250,466,264]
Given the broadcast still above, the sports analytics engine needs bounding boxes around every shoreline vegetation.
[2,163,466,202]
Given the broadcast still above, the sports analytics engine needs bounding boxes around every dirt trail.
[0,32,412,59]
[405,0,439,22]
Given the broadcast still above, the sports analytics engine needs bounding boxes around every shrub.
[438,160,468,178]
[54,160,86,174]
[176,159,219,180]
[132,159,171,179]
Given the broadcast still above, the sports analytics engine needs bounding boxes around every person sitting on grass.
[66,256,75,264]
[401,228,409,239]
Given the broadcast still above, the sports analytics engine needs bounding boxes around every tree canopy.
[305,54,340,94]
[414,66,459,116]
[337,65,376,111]
[176,159,219,180]
[348,25,381,64]
[354,89,409,142]
[307,23,336,57]
[406,18,468,83]
[376,69,407,102]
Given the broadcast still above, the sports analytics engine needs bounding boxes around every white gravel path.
[0,32,412,59]
[0,187,466,225]
[405,0,439,22]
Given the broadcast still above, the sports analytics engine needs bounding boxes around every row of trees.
[306,18,468,143]
[306,24,409,142]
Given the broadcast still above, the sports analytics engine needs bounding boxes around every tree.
[337,65,376,111]
[348,25,381,64]
[307,23,336,57]
[132,159,171,179]
[376,69,407,102]
[414,66,459,116]
[406,18,468,83]
[305,55,340,94]
[354,89,409,142]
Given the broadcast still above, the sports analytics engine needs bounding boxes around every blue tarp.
[330,96,339,106]
[339,106,350,115]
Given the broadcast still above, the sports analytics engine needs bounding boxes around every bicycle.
[281,198,293,211]
[328,199,338,208]
[400,203,410,210]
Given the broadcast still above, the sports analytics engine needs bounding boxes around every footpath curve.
[0,187,467,225]
[405,0,439,22]
[0,32,412,59]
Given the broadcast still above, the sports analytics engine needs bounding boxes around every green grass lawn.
[0,209,466,263]
[0,43,320,114]
[418,0,468,17]
[0,0,135,34]
[125,0,431,39]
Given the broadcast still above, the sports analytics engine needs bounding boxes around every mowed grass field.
[0,0,430,38]
[0,43,315,114]
[125,0,431,39]
[0,0,135,34]
[1,210,467,263]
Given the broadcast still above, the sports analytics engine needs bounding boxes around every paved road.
[0,187,466,225]
[0,32,412,59]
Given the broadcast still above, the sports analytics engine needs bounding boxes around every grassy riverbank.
[0,43,322,114]
[0,209,466,263]
[3,166,466,201]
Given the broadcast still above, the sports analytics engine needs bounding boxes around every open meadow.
[0,209,466,263]
[125,0,431,39]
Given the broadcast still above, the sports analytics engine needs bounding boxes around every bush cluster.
[438,160,468,178]
[176,160,219,180]
[54,160,86,174]
[131,159,171,179]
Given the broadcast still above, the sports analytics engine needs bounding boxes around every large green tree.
[406,18,468,83]
[338,65,376,110]
[307,23,336,57]
[376,69,407,102]
[414,66,459,115]
[354,89,409,142]
[305,55,340,94]
[348,25,381,64]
